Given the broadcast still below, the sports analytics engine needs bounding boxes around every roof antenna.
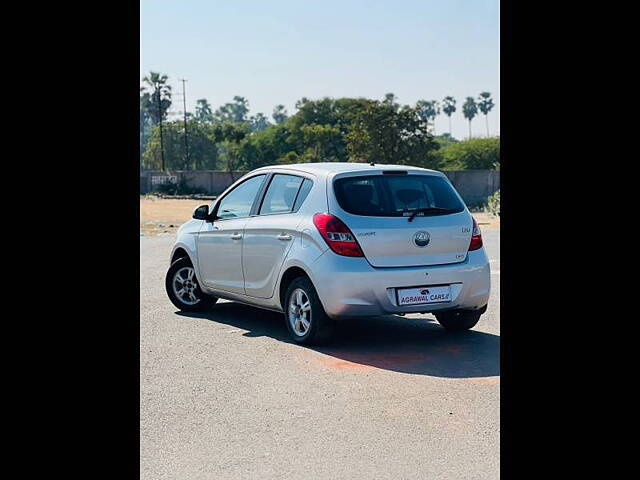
[369,161,375,166]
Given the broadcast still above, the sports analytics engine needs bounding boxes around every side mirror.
[192,204,210,220]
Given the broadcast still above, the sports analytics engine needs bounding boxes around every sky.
[140,0,499,138]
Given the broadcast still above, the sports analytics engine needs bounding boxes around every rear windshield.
[333,174,465,217]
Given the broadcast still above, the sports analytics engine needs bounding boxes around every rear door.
[242,174,313,298]
[329,171,473,267]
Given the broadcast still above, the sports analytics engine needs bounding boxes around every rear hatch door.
[329,170,473,267]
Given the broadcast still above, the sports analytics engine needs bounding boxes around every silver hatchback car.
[166,163,490,344]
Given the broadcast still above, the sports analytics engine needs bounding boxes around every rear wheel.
[165,257,217,312]
[435,310,482,332]
[284,277,335,345]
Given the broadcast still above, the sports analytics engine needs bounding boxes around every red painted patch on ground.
[316,351,431,371]
[317,358,374,371]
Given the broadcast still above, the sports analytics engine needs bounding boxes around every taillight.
[468,217,483,251]
[312,213,364,257]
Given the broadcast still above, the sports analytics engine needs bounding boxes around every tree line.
[140,71,497,173]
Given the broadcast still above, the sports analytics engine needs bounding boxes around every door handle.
[277,234,292,241]
[230,233,243,240]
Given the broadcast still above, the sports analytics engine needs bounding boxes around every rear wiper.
[406,207,455,222]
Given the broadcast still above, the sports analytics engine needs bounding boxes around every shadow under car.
[176,301,499,378]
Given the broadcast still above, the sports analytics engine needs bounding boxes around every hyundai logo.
[414,231,430,247]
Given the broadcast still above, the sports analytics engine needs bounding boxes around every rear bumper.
[309,248,491,319]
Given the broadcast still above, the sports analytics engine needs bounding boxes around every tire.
[165,256,217,312]
[435,309,482,332]
[284,276,335,345]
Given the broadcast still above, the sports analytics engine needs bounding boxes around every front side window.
[216,174,266,219]
[259,174,304,215]
[333,174,465,217]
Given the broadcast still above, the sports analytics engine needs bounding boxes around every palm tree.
[195,98,213,123]
[416,100,440,135]
[442,96,456,137]
[141,72,172,124]
[477,92,495,137]
[141,72,172,170]
[462,97,478,139]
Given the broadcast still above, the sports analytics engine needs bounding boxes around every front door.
[197,174,266,294]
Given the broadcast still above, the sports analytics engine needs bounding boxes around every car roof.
[251,162,441,177]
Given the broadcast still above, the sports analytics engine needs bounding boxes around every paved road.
[141,230,500,479]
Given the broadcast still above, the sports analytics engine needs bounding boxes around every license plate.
[396,285,452,306]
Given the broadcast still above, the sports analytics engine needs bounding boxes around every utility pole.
[180,78,190,169]
[156,83,165,171]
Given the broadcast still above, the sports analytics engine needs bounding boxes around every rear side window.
[293,178,313,212]
[333,175,464,217]
[259,174,304,215]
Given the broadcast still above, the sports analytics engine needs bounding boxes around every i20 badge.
[413,231,430,247]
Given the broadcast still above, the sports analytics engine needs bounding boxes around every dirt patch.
[139,196,500,236]
[472,211,500,230]
[140,197,212,236]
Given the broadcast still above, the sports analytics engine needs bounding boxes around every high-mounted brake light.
[468,218,483,251]
[313,213,364,257]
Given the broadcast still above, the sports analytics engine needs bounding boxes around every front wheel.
[284,277,335,345]
[435,310,482,332]
[165,257,217,312]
